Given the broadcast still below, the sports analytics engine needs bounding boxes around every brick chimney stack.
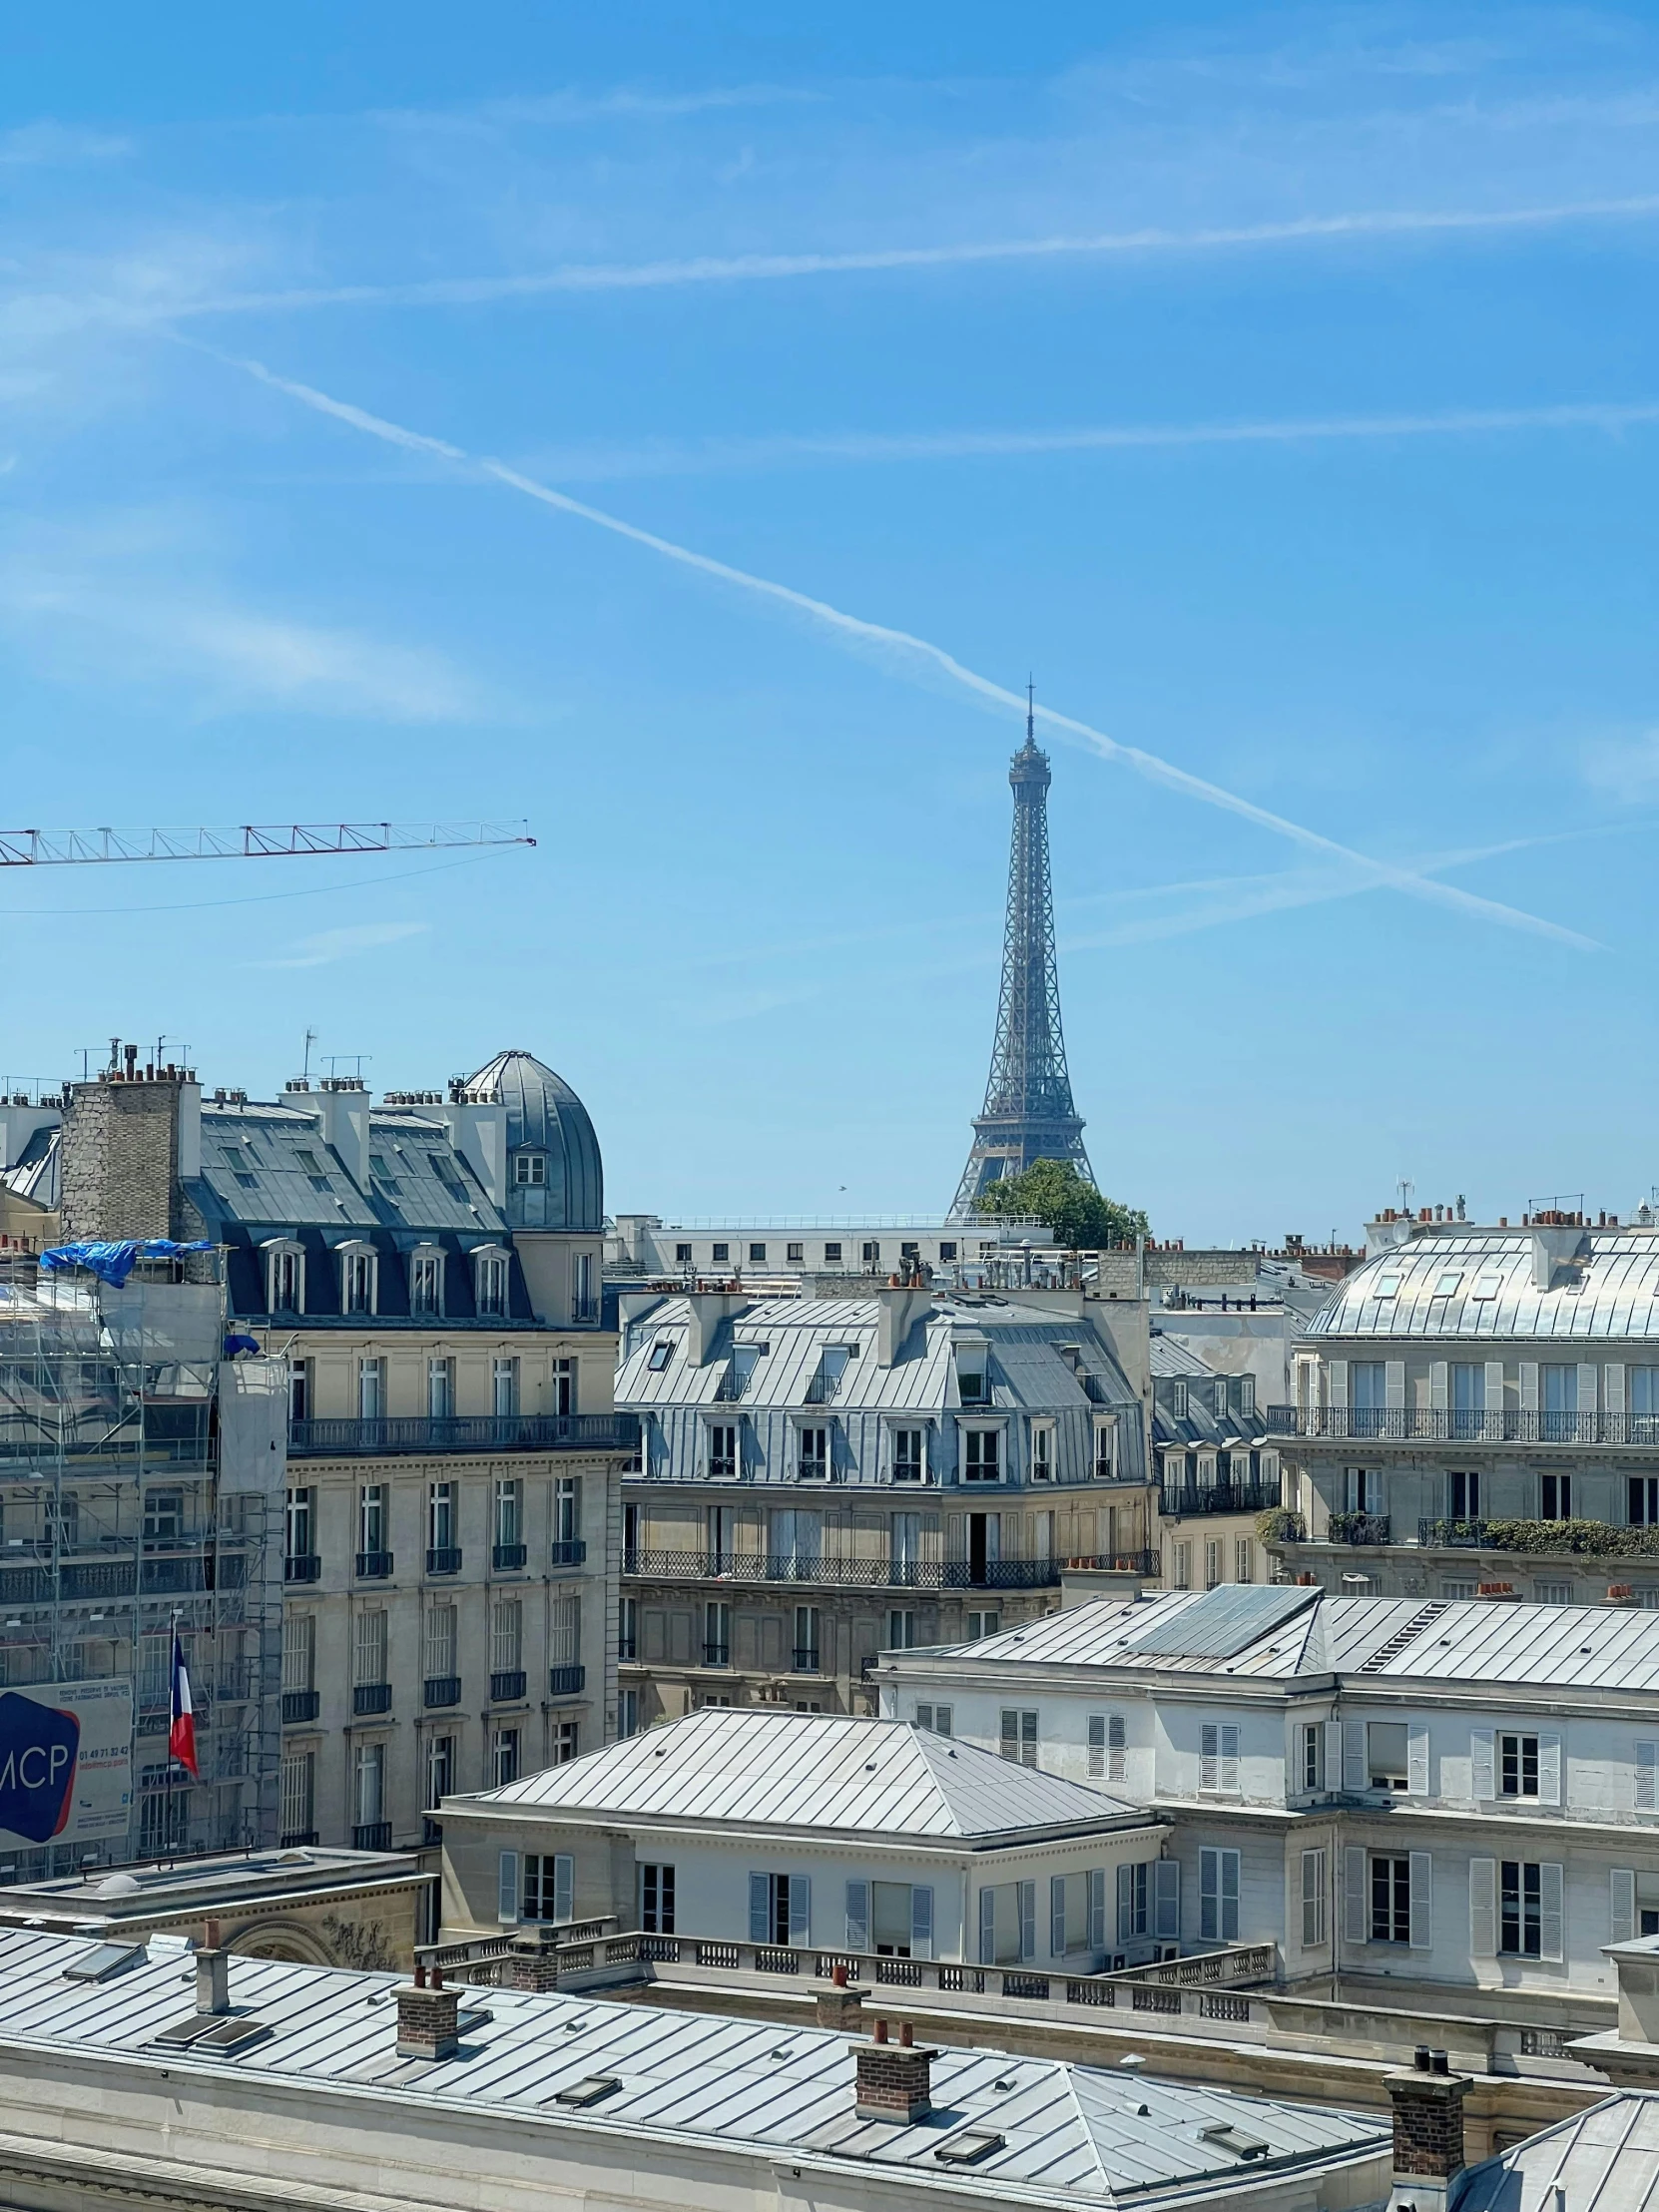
[60,1043,202,1242]
[854,2018,934,2123]
[195,1919,230,2016]
[816,1959,867,2032]
[1384,2049,1467,2212]
[396,1959,460,2061]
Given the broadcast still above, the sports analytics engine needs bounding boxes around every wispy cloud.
[255,920,430,970]
[202,339,1599,952]
[1583,729,1659,803]
[0,121,131,166]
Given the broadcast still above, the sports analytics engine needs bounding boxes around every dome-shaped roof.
[464,1049,603,1232]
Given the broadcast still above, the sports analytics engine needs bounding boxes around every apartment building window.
[965,1609,1000,1640]
[1030,1423,1054,1481]
[890,1511,921,1584]
[281,1614,315,1697]
[492,1598,523,1676]
[423,1603,457,1683]
[410,1250,444,1316]
[1235,1537,1254,1584]
[357,1484,385,1556]
[724,1345,765,1399]
[915,1703,953,1736]
[619,1689,640,1738]
[555,1476,582,1553]
[708,1422,738,1478]
[1372,1855,1410,1943]
[1000,1709,1038,1766]
[1633,1478,1659,1527]
[425,1734,454,1810]
[1501,1861,1543,1956]
[1088,1712,1127,1782]
[523,1851,573,1923]
[427,1482,456,1552]
[794,1606,821,1672]
[357,1358,384,1421]
[1302,1849,1328,1946]
[1500,1732,1541,1799]
[284,1486,313,1562]
[1346,1467,1383,1514]
[427,1359,454,1419]
[769,1507,822,1578]
[892,1427,926,1480]
[493,1477,523,1553]
[787,1243,805,1263]
[862,1242,880,1267]
[289,1358,311,1424]
[704,1601,731,1667]
[711,1243,730,1264]
[978,1880,1036,1965]
[1201,1722,1240,1792]
[279,1752,315,1846]
[887,1609,916,1649]
[1117,1863,1149,1939]
[353,1742,384,1831]
[1369,1722,1410,1791]
[674,1245,692,1267]
[963,1428,1000,1481]
[340,1246,377,1316]
[268,1243,304,1314]
[749,1243,767,1264]
[551,1357,576,1415]
[353,1609,387,1692]
[1205,1539,1222,1590]
[145,1488,184,1547]
[1449,1469,1480,1520]
[955,1346,988,1402]
[641,1864,676,1935]
[751,1871,811,1945]
[1200,1849,1241,1940]
[1451,1364,1485,1435]
[1535,1581,1574,1605]
[492,1358,518,1416]
[798,1425,830,1480]
[475,1251,510,1318]
[554,1720,579,1764]
[515,1153,547,1186]
[491,1728,520,1788]
[548,1592,581,1676]
[1172,1541,1191,1590]
[811,1345,853,1401]
[1302,1723,1325,1792]
[824,1243,842,1265]
[1540,1474,1572,1521]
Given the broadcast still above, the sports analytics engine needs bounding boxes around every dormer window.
[409,1248,445,1317]
[264,1240,304,1315]
[808,1345,857,1403]
[473,1248,509,1318]
[1171,1380,1189,1419]
[514,1154,547,1187]
[718,1345,768,1400]
[955,1346,989,1403]
[338,1244,378,1317]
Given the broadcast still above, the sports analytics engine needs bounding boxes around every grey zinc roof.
[193,1104,504,1236]
[0,1927,1388,2207]
[1309,1230,1659,1342]
[460,1707,1145,1839]
[1454,2093,1659,2212]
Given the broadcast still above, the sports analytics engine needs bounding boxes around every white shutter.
[1578,1364,1599,1425]
[1154,1859,1180,1939]
[1087,1869,1105,1952]
[1017,1881,1035,1962]
[1343,1721,1367,1793]
[1221,1724,1240,1793]
[1408,1723,1429,1797]
[1385,1360,1406,1411]
[1108,1713,1127,1783]
[844,1879,869,1951]
[1117,1864,1133,1941]
[1469,1858,1497,1957]
[1343,1847,1368,1943]
[1324,1719,1343,1793]
[1519,1362,1539,1413]
[497,1850,520,1926]
[1612,1868,1637,1945]
[1050,1876,1067,1959]
[1638,1742,1658,1811]
[1471,1728,1495,1800]
[1088,1714,1106,1778]
[1537,1733,1562,1807]
[554,1854,574,1924]
[789,1876,812,1944]
[1539,1863,1564,1963]
[1328,1361,1349,1409]
[1201,1722,1219,1791]
[1429,1362,1449,1412]
[1200,1850,1219,1940]
[978,1888,996,1964]
[1484,1362,1504,1438]
[749,1873,769,1943]
[911,1886,933,1960]
[1408,1852,1432,1950]
[1608,1364,1628,1417]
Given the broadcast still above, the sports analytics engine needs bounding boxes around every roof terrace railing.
[1270,1406,1659,1446]
[1159,1481,1282,1517]
[288,1412,640,1457]
[619,1548,1061,1590]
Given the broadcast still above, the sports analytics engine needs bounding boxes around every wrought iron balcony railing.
[548,1664,586,1696]
[284,1553,321,1583]
[280,1689,320,1724]
[490,1669,527,1702]
[425,1546,462,1575]
[492,1542,527,1571]
[620,1548,1061,1590]
[353,1682,392,1715]
[355,1550,393,1579]
[1270,1405,1659,1446]
[423,1675,461,1707]
[288,1412,640,1457]
[1160,1481,1282,1517]
[549,1539,587,1568]
[351,1821,392,1852]
[1325,1511,1392,1545]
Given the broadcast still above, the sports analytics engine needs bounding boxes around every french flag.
[168,1626,199,1779]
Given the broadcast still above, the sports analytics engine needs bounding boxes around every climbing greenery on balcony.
[1438,1516,1659,1556]
[1256,1508,1306,1544]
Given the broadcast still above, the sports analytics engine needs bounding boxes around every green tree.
[973,1159,1149,1251]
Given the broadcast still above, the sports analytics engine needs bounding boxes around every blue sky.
[6,5,1659,1241]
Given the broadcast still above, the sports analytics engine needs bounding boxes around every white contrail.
[177,194,1659,316]
[201,344,1598,951]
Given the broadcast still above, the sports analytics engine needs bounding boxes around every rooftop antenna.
[301,1028,317,1082]
[1396,1176,1414,1214]
[1026,675,1036,744]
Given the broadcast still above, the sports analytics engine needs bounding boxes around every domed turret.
[463,1050,603,1231]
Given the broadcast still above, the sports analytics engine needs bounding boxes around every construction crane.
[0,822,534,866]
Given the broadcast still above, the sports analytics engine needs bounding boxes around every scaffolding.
[0,1251,282,1878]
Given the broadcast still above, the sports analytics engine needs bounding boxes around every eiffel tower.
[950,688,1095,1217]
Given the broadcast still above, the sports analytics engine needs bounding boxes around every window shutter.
[749,1873,769,1943]
[911,1885,933,1961]
[497,1850,520,1926]
[1087,1869,1106,1952]
[1117,1863,1133,1941]
[1221,1724,1240,1792]
[1429,1362,1449,1412]
[1484,1362,1504,1438]
[1108,1713,1127,1783]
[1050,1875,1067,1959]
[1469,1858,1497,1957]
[1343,1722,1367,1793]
[1408,1724,1429,1797]
[1200,1723,1219,1792]
[1324,1719,1343,1793]
[1537,1733,1562,1807]
[844,1879,869,1951]
[978,1888,996,1965]
[1578,1364,1598,1425]
[1017,1881,1035,1962]
[554,1854,574,1924]
[1154,1859,1180,1939]
[1088,1714,1106,1779]
[1328,1360,1349,1409]
[1384,1361,1405,1411]
[1344,1847,1368,1943]
[1470,1728,1495,1800]
[789,1876,811,1944]
[1638,1742,1658,1811]
[1221,1850,1240,1940]
[1608,1364,1627,1417]
[1612,1869,1637,1945]
[1200,1850,1218,1940]
[1519,1362,1539,1413]
[1539,1863,1565,1963]
[1408,1852,1432,1950]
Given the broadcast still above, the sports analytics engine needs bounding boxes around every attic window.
[63,1941,144,1983]
[553,2075,622,2108]
[1375,1275,1400,1297]
[514,1155,547,1187]
[1471,1274,1504,1300]
[293,1150,322,1175]
[1433,1273,1463,1297]
[369,1153,391,1177]
[1200,2123,1270,2161]
[646,1342,673,1373]
[1171,1380,1188,1419]
[935,2130,1005,2166]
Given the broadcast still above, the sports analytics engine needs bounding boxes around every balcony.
[288,1412,641,1457]
[423,1676,462,1708]
[797,1459,831,1481]
[283,1553,322,1583]
[490,1669,527,1703]
[1326,1511,1391,1545]
[550,1539,587,1568]
[353,1683,392,1716]
[354,1550,393,1579]
[425,1546,462,1576]
[702,1641,731,1667]
[1066,1549,1162,1577]
[620,1549,1062,1591]
[1160,1481,1282,1517]
[279,1829,319,1849]
[549,1664,586,1697]
[791,1648,821,1673]
[352,1821,392,1852]
[1417,1516,1659,1555]
[280,1689,320,1724]
[492,1542,527,1572]
[1269,1406,1659,1447]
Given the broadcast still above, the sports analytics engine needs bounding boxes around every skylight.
[1471,1274,1504,1299]
[1433,1272,1463,1297]
[1375,1275,1400,1297]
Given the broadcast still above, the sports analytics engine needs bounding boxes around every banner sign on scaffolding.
[0,1680,134,1849]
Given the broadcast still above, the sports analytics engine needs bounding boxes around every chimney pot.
[899,2021,913,2048]
[832,1962,847,1988]
[414,1960,427,1989]
[873,2018,888,2044]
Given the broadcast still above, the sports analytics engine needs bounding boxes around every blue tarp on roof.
[40,1240,212,1287]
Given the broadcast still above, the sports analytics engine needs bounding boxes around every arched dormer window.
[409,1244,445,1318]
[263,1238,305,1316]
[472,1245,509,1319]
[337,1241,378,1317]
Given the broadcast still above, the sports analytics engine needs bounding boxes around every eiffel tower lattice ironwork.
[950,687,1095,1218]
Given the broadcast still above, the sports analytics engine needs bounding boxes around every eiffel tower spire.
[950,688,1094,1217]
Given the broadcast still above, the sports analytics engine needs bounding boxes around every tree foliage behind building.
[974,1160,1150,1251]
